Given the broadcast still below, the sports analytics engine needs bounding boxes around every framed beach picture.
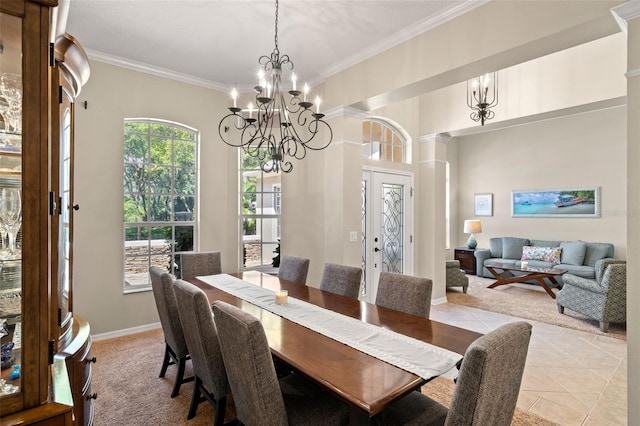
[511,187,600,218]
[474,193,493,216]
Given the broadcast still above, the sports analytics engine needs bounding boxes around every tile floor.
[430,303,627,426]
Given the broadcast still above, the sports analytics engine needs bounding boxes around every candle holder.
[275,289,288,305]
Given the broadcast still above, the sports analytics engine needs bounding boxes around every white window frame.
[122,118,198,293]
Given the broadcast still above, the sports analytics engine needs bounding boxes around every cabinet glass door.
[0,10,22,397]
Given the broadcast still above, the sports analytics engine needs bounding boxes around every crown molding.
[611,1,640,34]
[417,133,452,144]
[85,48,228,91]
[317,0,489,81]
[324,105,369,121]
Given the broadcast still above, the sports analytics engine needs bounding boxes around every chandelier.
[466,72,498,126]
[218,0,332,173]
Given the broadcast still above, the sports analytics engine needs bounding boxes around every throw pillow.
[521,246,562,264]
[583,242,612,266]
[502,237,530,260]
[560,241,587,266]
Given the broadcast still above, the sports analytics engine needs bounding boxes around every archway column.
[612,2,640,423]
[416,133,450,303]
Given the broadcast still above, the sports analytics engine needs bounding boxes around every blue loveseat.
[474,237,614,284]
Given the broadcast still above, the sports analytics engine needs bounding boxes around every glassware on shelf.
[0,74,22,135]
[0,188,21,258]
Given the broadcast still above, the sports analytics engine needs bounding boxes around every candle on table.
[275,289,288,305]
[521,261,529,269]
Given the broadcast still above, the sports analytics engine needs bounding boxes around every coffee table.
[484,262,567,299]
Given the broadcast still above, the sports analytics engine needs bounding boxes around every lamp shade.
[463,220,482,234]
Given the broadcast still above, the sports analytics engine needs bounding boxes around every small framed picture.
[474,193,493,216]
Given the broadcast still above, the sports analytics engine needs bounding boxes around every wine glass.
[0,74,22,134]
[0,188,21,256]
[0,96,10,132]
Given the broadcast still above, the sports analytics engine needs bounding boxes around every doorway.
[361,169,413,303]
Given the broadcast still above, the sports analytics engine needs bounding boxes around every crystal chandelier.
[467,72,498,126]
[218,0,332,173]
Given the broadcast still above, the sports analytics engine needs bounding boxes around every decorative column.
[416,133,450,303]
[612,2,640,423]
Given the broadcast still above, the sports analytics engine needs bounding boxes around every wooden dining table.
[188,270,482,425]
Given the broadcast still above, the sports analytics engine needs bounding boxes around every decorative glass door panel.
[380,183,404,274]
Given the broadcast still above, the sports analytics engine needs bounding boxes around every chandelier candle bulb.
[291,73,297,91]
[303,83,309,102]
[248,102,254,119]
[315,96,321,113]
[231,88,237,108]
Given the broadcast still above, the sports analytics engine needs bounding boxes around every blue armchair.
[556,259,626,332]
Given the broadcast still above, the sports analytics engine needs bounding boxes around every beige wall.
[453,106,627,257]
[73,61,239,334]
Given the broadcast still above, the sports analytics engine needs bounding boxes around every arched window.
[122,118,198,292]
[362,119,408,163]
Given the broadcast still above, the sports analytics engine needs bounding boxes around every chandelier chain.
[274,0,279,52]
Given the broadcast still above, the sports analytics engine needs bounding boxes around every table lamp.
[463,220,482,249]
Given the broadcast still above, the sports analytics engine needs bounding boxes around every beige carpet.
[92,328,556,425]
[447,275,626,340]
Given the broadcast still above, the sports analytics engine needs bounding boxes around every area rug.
[447,275,626,340]
[92,328,555,425]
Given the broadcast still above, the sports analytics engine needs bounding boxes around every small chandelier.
[466,72,498,126]
[218,0,332,173]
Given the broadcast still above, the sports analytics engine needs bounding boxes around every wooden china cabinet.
[0,1,92,424]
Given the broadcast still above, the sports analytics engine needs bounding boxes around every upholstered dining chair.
[319,263,362,299]
[277,254,310,284]
[173,280,230,425]
[149,266,192,398]
[212,300,349,426]
[375,272,433,319]
[382,321,532,426]
[180,251,222,279]
[557,259,626,332]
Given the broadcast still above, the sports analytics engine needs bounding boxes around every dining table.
[187,270,482,425]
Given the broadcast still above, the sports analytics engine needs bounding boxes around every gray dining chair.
[319,263,362,299]
[173,279,230,425]
[180,251,221,279]
[212,300,349,426]
[149,266,192,398]
[382,321,532,426]
[278,254,310,284]
[375,272,433,319]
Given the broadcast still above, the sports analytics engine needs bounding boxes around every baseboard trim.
[92,322,161,342]
[432,296,448,305]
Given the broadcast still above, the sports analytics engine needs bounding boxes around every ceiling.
[65,0,483,90]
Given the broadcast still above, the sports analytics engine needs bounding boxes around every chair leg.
[188,376,202,420]
[214,395,227,426]
[600,321,609,332]
[462,286,468,294]
[171,356,187,398]
[557,305,564,314]
[159,344,172,378]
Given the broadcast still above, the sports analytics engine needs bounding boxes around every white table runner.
[198,273,462,380]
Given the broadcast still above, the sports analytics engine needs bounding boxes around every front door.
[361,170,412,303]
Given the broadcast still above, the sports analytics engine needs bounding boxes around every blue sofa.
[474,237,614,284]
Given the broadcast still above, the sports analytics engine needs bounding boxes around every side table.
[454,247,477,275]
